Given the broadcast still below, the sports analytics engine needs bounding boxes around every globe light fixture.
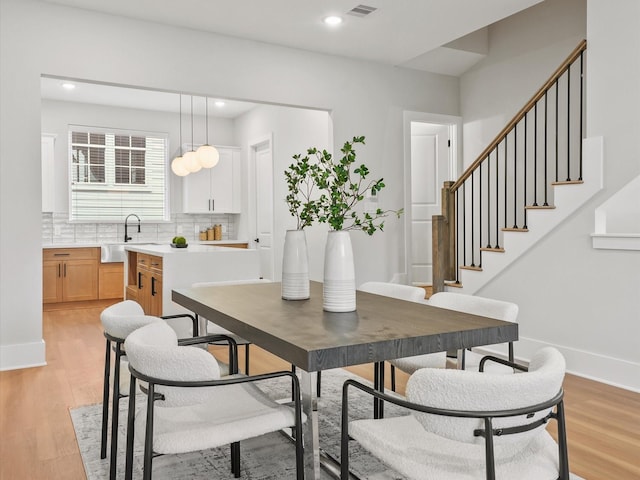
[183,150,201,173]
[196,97,220,168]
[197,144,219,168]
[171,156,189,176]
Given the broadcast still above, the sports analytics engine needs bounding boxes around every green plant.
[284,153,320,230]
[304,136,403,234]
[173,236,186,245]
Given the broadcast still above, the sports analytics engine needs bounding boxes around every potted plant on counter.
[301,135,403,312]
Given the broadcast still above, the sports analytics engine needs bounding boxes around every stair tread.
[502,227,529,232]
[480,247,505,252]
[460,265,482,271]
[444,281,463,289]
[552,180,584,185]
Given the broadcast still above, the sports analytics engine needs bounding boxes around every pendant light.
[196,97,220,168]
[183,95,202,173]
[171,94,189,176]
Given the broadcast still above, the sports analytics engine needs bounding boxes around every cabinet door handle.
[151,277,157,296]
[54,253,70,256]
[63,264,67,277]
[208,199,211,211]
[58,264,61,277]
[138,272,142,289]
[211,199,215,211]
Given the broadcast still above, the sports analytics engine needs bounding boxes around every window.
[69,126,168,222]
[71,132,106,183]
[114,134,146,185]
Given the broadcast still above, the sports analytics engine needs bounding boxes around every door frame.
[403,111,462,286]
[248,133,274,280]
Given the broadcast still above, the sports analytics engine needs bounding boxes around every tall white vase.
[281,229,310,300]
[323,230,356,312]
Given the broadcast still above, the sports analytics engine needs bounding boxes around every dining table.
[172,281,518,479]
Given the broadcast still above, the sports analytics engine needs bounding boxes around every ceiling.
[41,0,542,71]
[39,0,543,116]
[41,77,258,118]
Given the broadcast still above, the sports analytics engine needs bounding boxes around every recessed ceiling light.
[62,82,76,90]
[214,101,225,107]
[323,15,343,26]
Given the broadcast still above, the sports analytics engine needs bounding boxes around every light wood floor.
[1,300,638,479]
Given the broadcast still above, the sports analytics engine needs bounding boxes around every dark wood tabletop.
[172,281,518,372]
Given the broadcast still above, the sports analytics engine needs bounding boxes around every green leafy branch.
[307,136,403,235]
[284,153,321,229]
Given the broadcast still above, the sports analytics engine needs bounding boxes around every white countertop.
[123,243,254,256]
[43,240,249,249]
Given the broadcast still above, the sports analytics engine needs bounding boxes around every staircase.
[432,40,601,294]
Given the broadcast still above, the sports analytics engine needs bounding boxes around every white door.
[409,122,452,285]
[254,141,274,280]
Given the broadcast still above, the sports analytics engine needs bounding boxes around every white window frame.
[68,125,170,222]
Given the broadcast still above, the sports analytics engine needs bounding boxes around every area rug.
[70,368,583,480]
[71,368,406,479]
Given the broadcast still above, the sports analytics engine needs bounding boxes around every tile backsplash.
[42,212,237,245]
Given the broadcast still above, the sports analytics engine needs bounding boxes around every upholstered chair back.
[359,282,427,303]
[125,322,222,407]
[100,300,164,340]
[427,292,518,322]
[406,347,565,456]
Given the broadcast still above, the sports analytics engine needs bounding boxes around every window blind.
[69,125,169,222]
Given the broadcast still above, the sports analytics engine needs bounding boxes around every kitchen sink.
[100,243,161,263]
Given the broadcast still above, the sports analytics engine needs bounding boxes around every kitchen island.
[123,244,260,333]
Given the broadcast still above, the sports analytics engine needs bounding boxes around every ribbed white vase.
[281,229,310,300]
[323,230,356,312]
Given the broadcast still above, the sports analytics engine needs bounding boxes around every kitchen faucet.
[124,214,141,242]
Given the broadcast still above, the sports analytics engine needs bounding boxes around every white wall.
[234,104,331,282]
[460,0,640,391]
[41,99,236,215]
[0,0,458,369]
[461,0,587,164]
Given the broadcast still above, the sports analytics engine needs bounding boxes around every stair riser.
[451,136,603,294]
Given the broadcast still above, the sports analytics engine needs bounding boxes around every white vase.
[281,229,310,300]
[323,230,356,312]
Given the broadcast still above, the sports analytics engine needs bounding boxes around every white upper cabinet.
[182,146,241,214]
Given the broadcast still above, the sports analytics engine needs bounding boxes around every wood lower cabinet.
[135,253,163,316]
[43,248,99,303]
[98,263,124,300]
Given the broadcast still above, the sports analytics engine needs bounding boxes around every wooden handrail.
[451,39,587,192]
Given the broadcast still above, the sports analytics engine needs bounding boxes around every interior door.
[409,122,451,285]
[254,141,273,280]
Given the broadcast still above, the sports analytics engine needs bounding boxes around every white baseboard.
[0,340,47,371]
[474,337,640,393]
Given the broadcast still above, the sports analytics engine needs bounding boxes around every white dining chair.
[358,281,428,415]
[100,300,235,480]
[123,321,304,480]
[390,292,519,385]
[341,347,570,480]
[100,300,162,479]
[191,279,271,374]
[359,281,428,304]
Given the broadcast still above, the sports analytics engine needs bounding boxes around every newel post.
[432,181,455,293]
